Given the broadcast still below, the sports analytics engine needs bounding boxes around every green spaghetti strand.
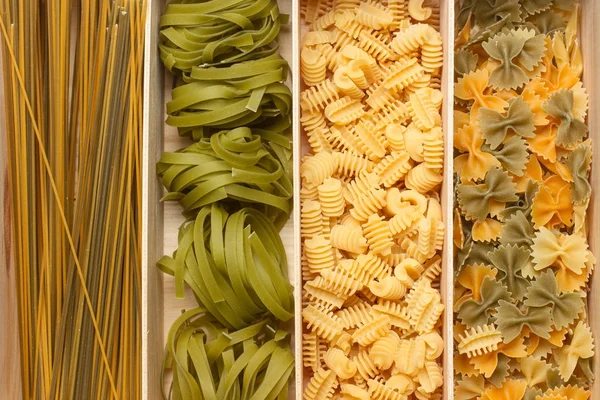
[157,204,294,330]
[157,126,292,227]
[160,0,287,72]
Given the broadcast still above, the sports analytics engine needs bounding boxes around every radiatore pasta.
[300,1,447,398]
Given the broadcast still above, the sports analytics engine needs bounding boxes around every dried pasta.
[453,3,595,397]
[301,2,446,397]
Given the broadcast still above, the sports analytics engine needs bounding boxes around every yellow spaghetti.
[0,1,145,398]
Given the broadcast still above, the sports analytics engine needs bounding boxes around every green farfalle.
[157,204,294,329]
[566,140,593,204]
[159,0,286,72]
[532,10,566,34]
[482,29,545,90]
[521,0,553,15]
[166,55,292,138]
[524,270,583,329]
[457,167,519,221]
[163,308,294,400]
[473,0,522,28]
[483,136,530,176]
[457,276,511,327]
[157,126,292,226]
[494,300,553,343]
[488,354,511,388]
[455,50,479,79]
[483,31,528,90]
[500,210,534,247]
[488,244,531,300]
[480,96,536,149]
[542,89,588,148]
[501,180,539,218]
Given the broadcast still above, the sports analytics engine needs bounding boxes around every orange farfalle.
[455,69,508,114]
[546,385,591,400]
[469,336,528,377]
[547,326,568,347]
[522,79,549,126]
[528,124,558,163]
[480,379,527,400]
[532,176,573,229]
[454,352,478,377]
[555,256,592,292]
[538,157,573,183]
[457,264,498,302]
[512,155,543,193]
[472,218,503,242]
[454,123,502,181]
[488,200,506,220]
[544,64,580,93]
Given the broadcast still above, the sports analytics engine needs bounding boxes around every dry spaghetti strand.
[0,1,145,398]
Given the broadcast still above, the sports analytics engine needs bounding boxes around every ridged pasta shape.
[383,58,426,93]
[371,98,411,131]
[350,254,393,284]
[422,129,443,170]
[302,0,334,23]
[388,0,408,29]
[363,213,394,256]
[367,379,406,400]
[324,348,358,380]
[303,368,339,400]
[304,331,328,371]
[305,234,335,274]
[417,361,443,394]
[350,186,387,222]
[373,300,411,330]
[345,171,378,202]
[366,81,399,111]
[420,32,443,73]
[388,207,422,236]
[369,276,408,300]
[408,88,442,131]
[391,23,432,56]
[333,30,359,52]
[301,151,337,186]
[334,0,361,10]
[321,268,363,297]
[302,253,319,282]
[302,47,328,86]
[315,43,342,71]
[358,31,394,61]
[336,10,374,40]
[356,2,394,30]
[330,224,368,254]
[385,124,407,152]
[457,324,503,358]
[354,349,381,380]
[374,151,413,187]
[340,383,370,400]
[318,178,345,217]
[311,10,337,31]
[352,314,392,346]
[334,66,366,99]
[405,163,443,193]
[301,109,328,133]
[354,120,387,161]
[302,200,327,239]
[301,181,320,202]
[302,30,336,47]
[301,79,341,112]
[306,127,333,154]
[336,301,373,329]
[303,304,345,342]
[394,338,426,376]
[342,47,382,81]
[370,331,402,370]
[409,289,444,334]
[333,151,374,178]
[328,125,363,154]
[305,277,347,311]
[325,96,365,125]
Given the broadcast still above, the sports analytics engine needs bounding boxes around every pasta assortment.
[300,2,446,398]
[453,1,595,399]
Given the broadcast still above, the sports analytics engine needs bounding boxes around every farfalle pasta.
[453,2,595,398]
[300,2,446,398]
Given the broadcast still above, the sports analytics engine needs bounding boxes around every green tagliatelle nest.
[166,54,292,139]
[159,0,286,73]
[157,126,292,228]
[158,204,294,329]
[163,308,294,400]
